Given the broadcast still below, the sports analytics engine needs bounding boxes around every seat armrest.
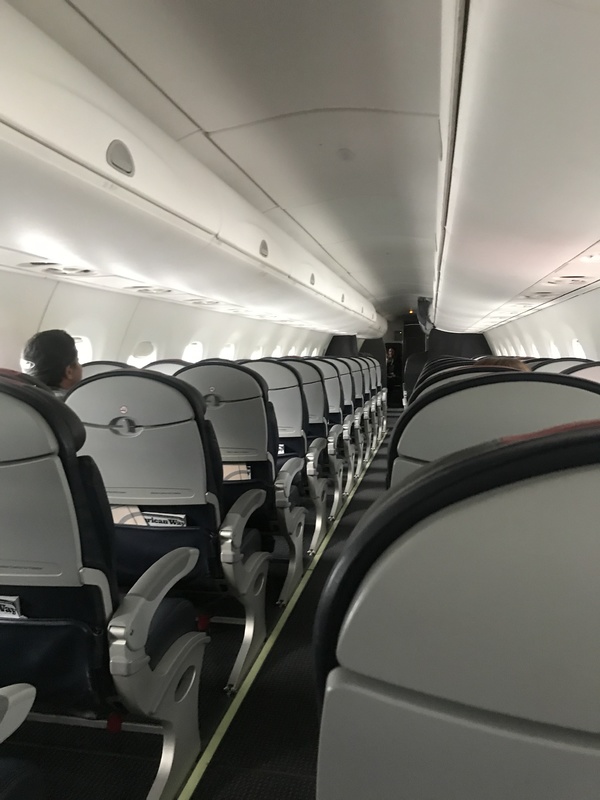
[0,684,36,743]
[109,547,199,657]
[343,414,354,440]
[328,424,344,454]
[308,436,328,460]
[275,456,305,506]
[220,488,266,561]
[307,436,327,477]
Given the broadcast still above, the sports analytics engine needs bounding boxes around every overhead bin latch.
[106,140,135,177]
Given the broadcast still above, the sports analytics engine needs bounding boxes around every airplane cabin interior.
[1,2,600,799]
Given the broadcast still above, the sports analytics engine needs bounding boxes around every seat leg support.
[343,439,356,496]
[353,428,364,478]
[276,505,306,605]
[112,633,207,800]
[307,475,329,555]
[222,551,270,694]
[328,454,344,520]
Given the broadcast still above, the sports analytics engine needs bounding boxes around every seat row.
[316,352,600,798]
[0,353,386,800]
[389,354,600,488]
[316,419,600,799]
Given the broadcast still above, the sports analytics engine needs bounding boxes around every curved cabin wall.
[485,286,600,362]
[0,2,386,339]
[0,269,330,370]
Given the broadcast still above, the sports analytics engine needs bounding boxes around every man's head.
[22,330,82,390]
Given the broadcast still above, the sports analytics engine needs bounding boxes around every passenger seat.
[316,420,600,799]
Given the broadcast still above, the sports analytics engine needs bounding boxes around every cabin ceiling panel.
[213,111,439,307]
[436,0,600,332]
[210,112,439,212]
[287,196,436,247]
[325,236,434,293]
[67,0,441,131]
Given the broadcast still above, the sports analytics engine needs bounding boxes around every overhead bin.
[0,1,385,337]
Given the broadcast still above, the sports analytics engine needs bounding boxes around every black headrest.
[0,377,86,454]
[145,359,190,368]
[0,368,54,393]
[83,360,128,368]
[315,418,600,704]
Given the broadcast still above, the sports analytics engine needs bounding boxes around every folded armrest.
[328,424,344,454]
[275,456,305,507]
[109,547,199,666]
[342,414,354,440]
[308,435,327,460]
[0,684,36,743]
[220,488,267,561]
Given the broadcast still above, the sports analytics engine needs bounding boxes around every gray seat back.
[0,384,107,603]
[392,372,600,486]
[337,358,365,402]
[81,361,128,380]
[316,422,600,800]
[324,359,355,411]
[281,359,327,428]
[359,356,378,394]
[362,355,382,390]
[307,359,343,418]
[176,361,272,468]
[245,360,305,440]
[66,371,210,506]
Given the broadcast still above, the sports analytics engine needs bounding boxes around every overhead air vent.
[106,140,135,176]
[131,285,172,295]
[259,239,269,258]
[189,297,220,306]
[44,266,98,277]
[310,273,315,285]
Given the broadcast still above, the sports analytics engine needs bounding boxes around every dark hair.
[476,356,531,372]
[22,330,78,388]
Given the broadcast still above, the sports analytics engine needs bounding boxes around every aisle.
[185,411,401,800]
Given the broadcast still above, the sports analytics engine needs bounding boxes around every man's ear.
[62,362,78,387]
